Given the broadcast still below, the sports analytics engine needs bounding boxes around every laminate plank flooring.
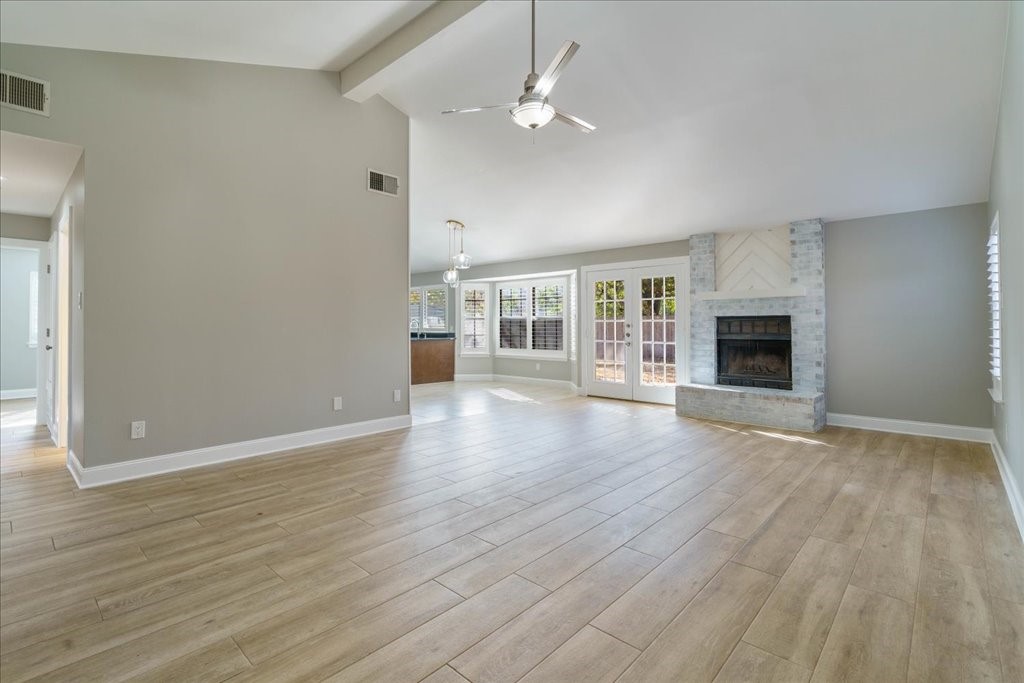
[1,383,1021,682]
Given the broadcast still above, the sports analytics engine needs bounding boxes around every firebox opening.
[716,315,793,390]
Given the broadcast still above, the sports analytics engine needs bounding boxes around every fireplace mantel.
[694,286,807,301]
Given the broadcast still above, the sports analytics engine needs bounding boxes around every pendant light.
[442,219,469,287]
[442,219,460,287]
[450,220,472,270]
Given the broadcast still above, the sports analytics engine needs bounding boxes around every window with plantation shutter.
[409,286,448,332]
[532,284,564,351]
[462,286,488,352]
[499,286,529,350]
[409,289,422,331]
[988,215,1002,402]
[496,278,568,359]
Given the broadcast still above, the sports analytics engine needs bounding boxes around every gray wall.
[413,239,690,384]
[0,213,51,241]
[0,247,39,392]
[0,43,409,467]
[988,3,1022,501]
[825,203,991,427]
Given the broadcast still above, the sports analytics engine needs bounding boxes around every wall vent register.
[367,169,399,196]
[0,70,50,116]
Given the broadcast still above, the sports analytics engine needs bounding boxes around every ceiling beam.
[340,0,484,103]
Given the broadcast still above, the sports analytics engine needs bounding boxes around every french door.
[585,261,687,404]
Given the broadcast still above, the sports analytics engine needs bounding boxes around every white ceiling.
[0,1,1009,272]
[0,131,84,217]
[0,0,430,71]
[382,1,1008,271]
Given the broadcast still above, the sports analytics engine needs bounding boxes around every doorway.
[583,258,689,404]
[0,130,82,450]
[0,238,44,439]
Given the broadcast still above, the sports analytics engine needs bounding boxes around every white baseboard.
[990,436,1024,542]
[455,373,578,393]
[492,374,577,392]
[65,415,412,489]
[66,448,84,488]
[1,388,37,400]
[826,413,993,443]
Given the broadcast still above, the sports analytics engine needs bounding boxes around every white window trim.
[988,213,1003,403]
[459,283,490,356]
[494,276,569,360]
[410,285,449,332]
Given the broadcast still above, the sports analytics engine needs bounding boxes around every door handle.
[625,341,631,347]
[45,345,53,350]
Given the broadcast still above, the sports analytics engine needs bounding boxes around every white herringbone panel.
[715,226,790,291]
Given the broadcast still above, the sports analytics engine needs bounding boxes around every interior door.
[586,263,685,404]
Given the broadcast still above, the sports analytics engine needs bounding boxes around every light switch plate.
[333,397,343,411]
[393,389,401,402]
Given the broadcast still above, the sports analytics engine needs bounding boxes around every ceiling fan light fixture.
[511,101,555,129]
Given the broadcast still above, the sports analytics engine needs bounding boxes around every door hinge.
[46,264,51,274]
[46,327,51,338]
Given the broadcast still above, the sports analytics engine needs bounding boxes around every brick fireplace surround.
[676,219,827,431]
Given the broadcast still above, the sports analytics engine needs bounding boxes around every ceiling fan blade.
[441,103,517,114]
[534,41,579,98]
[553,108,596,133]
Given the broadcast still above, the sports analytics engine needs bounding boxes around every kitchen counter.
[411,337,455,384]
[411,333,456,341]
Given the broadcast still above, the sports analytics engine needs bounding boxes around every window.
[497,278,567,358]
[27,271,38,348]
[409,286,448,332]
[461,285,488,352]
[988,214,1002,402]
[499,286,529,349]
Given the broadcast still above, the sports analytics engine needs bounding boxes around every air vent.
[367,169,400,197]
[0,70,50,117]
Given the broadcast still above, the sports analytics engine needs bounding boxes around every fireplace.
[716,316,792,390]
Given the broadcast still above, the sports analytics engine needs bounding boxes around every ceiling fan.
[442,0,595,133]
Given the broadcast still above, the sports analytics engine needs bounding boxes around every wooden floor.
[1,384,1022,682]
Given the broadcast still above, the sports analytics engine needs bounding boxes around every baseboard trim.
[990,436,1024,542]
[492,374,577,392]
[455,373,578,392]
[826,413,992,443]
[66,415,412,489]
[1,388,37,400]
[66,448,84,488]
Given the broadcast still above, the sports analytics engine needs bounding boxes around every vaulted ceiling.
[1,1,1009,271]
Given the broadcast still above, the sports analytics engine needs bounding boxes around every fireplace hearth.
[716,316,792,390]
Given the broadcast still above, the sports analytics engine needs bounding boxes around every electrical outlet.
[333,397,343,411]
[130,421,146,440]
[393,389,401,403]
